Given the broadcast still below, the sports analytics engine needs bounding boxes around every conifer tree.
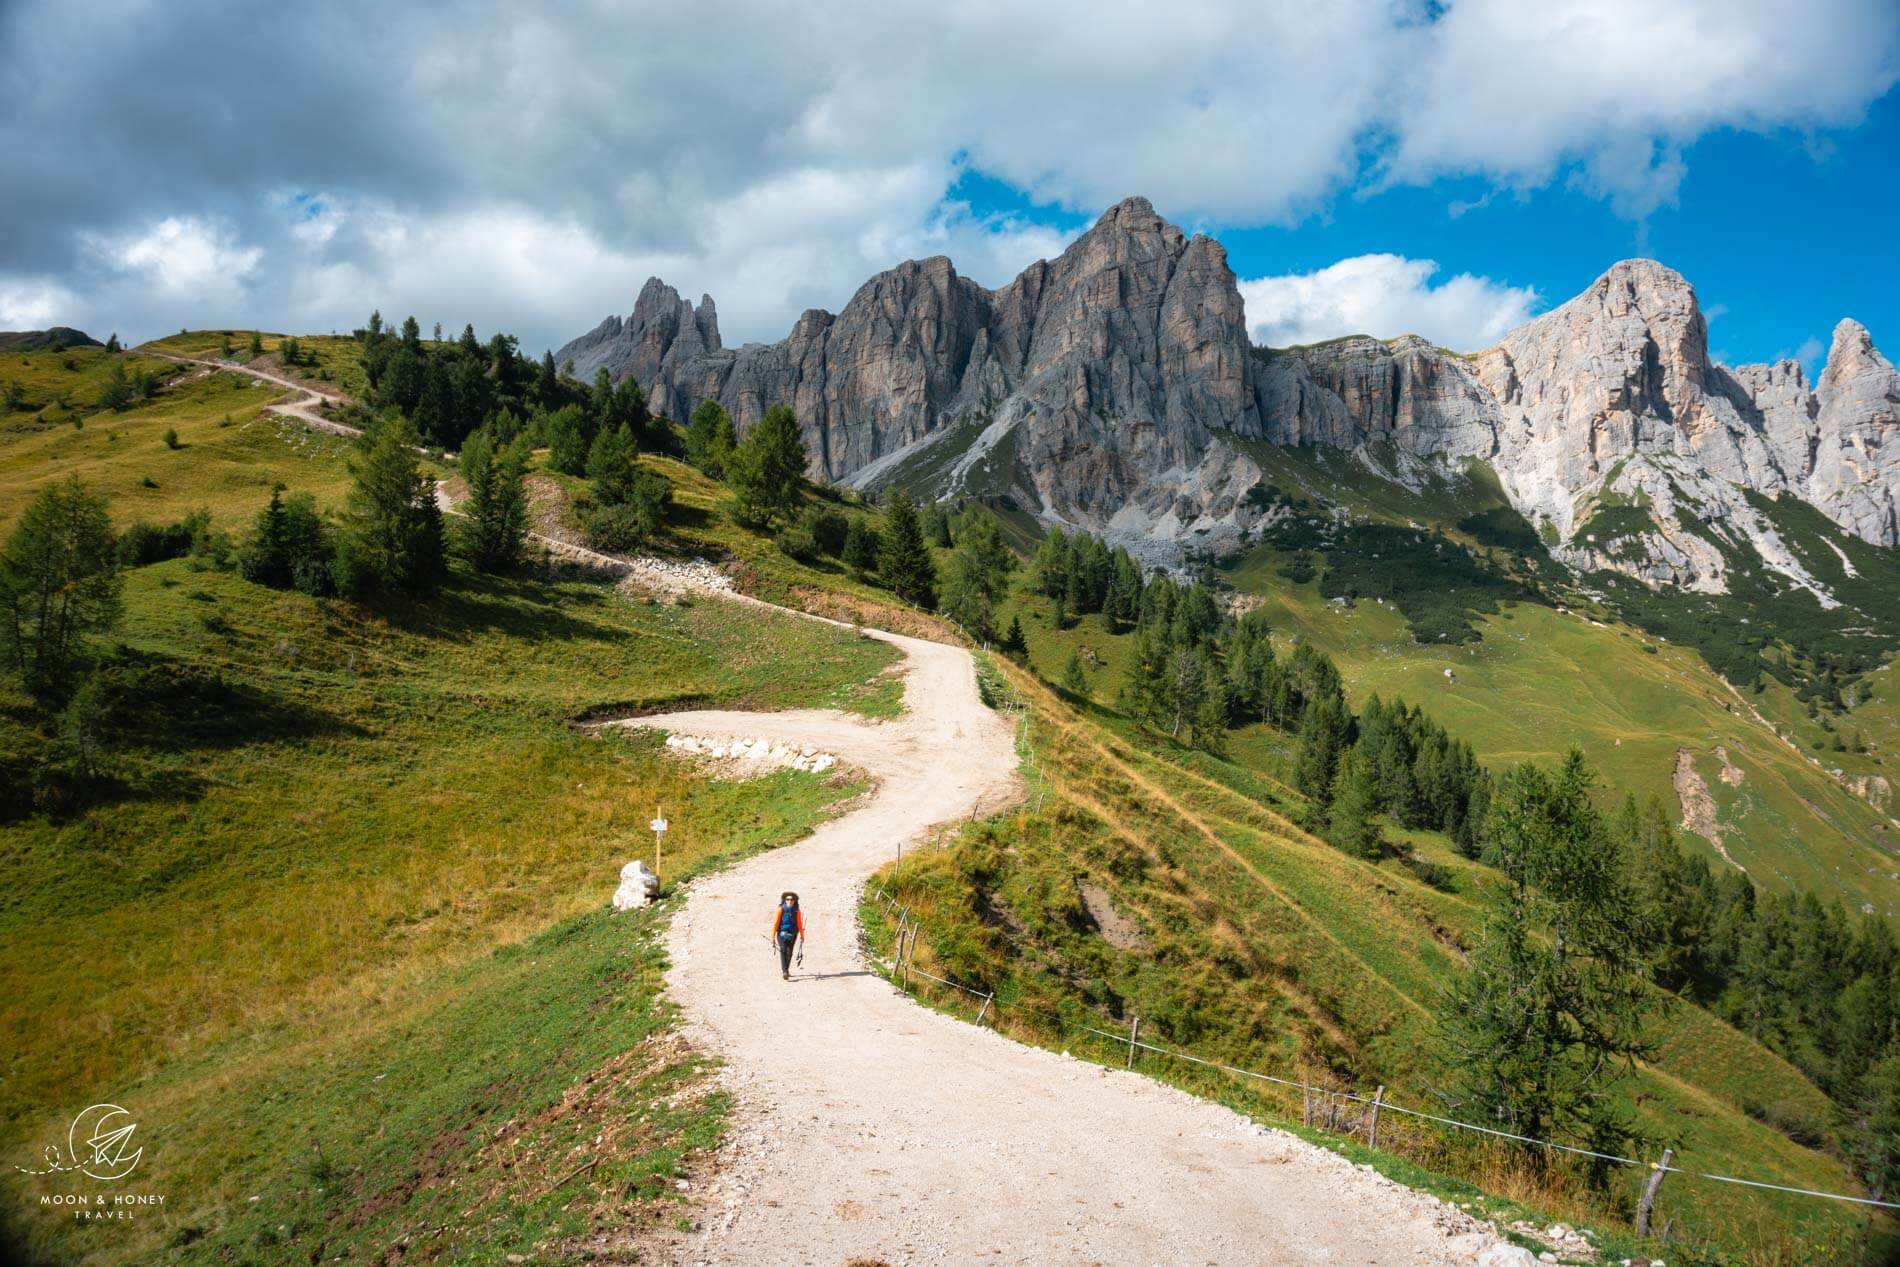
[455,428,529,572]
[1000,614,1027,658]
[1061,650,1088,697]
[842,518,879,578]
[1327,747,1383,858]
[686,399,738,478]
[0,477,122,700]
[877,491,937,608]
[339,417,445,594]
[1438,752,1655,1178]
[727,403,807,529]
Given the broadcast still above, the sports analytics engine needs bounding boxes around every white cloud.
[1240,255,1541,350]
[0,0,1894,350]
[1385,0,1900,217]
[86,216,261,305]
[0,278,77,330]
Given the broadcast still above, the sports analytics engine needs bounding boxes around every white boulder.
[1477,1246,1538,1267]
[612,859,661,910]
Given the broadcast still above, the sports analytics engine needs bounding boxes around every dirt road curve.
[626,627,1496,1267]
[143,351,360,437]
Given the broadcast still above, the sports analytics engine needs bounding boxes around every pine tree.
[1294,695,1351,803]
[1188,650,1228,754]
[1061,650,1088,697]
[940,515,1016,640]
[239,485,294,587]
[248,330,264,358]
[545,404,590,476]
[97,359,132,411]
[686,399,738,478]
[586,422,640,505]
[921,501,953,548]
[1438,752,1656,1179]
[842,518,879,578]
[455,428,529,572]
[877,492,937,608]
[340,418,445,594]
[0,477,122,700]
[1327,747,1383,858]
[1000,614,1027,658]
[728,403,807,528]
[105,332,120,353]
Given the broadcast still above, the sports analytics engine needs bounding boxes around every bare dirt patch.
[1077,879,1149,951]
[1675,746,1744,872]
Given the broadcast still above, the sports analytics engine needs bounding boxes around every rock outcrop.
[559,198,1897,588]
[559,197,1269,553]
[1260,260,1892,595]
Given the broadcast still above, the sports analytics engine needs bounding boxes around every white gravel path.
[186,368,1513,1265]
[624,627,1501,1267]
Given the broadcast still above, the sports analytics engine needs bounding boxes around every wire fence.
[862,883,1900,1219]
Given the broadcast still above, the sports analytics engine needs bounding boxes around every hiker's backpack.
[778,905,799,937]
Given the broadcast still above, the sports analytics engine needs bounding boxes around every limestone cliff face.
[557,199,1897,587]
[1254,335,1497,458]
[1808,320,1900,547]
[557,196,1266,549]
[1257,260,1895,596]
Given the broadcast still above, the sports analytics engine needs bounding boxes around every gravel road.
[626,628,1499,1267]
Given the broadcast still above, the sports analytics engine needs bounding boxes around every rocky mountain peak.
[1822,317,1887,388]
[554,197,1899,589]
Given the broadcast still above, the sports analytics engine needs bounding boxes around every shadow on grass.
[103,648,359,751]
[359,571,632,647]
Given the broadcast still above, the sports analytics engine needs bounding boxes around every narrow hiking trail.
[623,627,1498,1267]
[184,354,1506,1263]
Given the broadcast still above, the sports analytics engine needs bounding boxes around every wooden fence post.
[1126,1016,1141,1069]
[1367,1086,1385,1149]
[975,993,993,1025]
[1635,1147,1674,1239]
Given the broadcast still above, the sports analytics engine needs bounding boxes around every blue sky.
[2,1,1896,374]
[947,89,1900,374]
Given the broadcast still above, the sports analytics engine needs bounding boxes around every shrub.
[801,506,848,556]
[117,510,213,568]
[581,472,670,552]
[163,427,181,450]
[776,524,820,563]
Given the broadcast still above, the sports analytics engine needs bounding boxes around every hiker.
[770,891,805,980]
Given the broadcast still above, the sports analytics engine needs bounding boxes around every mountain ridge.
[557,197,1899,594]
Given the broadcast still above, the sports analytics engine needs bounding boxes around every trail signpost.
[650,810,668,889]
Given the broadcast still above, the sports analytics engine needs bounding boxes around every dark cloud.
[1,0,1894,354]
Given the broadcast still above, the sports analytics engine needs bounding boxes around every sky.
[2,0,1897,378]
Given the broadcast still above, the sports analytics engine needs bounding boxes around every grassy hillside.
[142,330,371,398]
[0,349,900,1264]
[868,656,1879,1263]
[1223,551,1900,917]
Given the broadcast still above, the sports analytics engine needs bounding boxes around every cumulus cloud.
[1384,0,1900,217]
[1240,255,1541,350]
[0,0,1893,351]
